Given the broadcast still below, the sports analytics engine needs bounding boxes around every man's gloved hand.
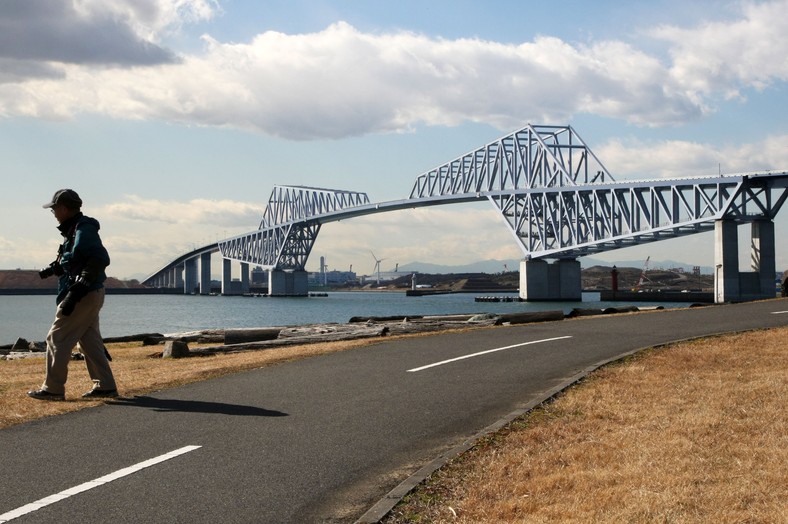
[60,278,90,316]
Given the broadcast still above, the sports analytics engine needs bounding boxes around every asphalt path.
[1,299,787,523]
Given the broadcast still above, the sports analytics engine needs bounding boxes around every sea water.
[0,291,688,344]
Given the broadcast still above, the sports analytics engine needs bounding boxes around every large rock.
[162,340,190,358]
[224,328,281,345]
[496,310,565,325]
[28,341,46,351]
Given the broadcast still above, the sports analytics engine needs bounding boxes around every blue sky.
[1,0,787,279]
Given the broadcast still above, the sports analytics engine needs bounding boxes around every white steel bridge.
[143,124,788,302]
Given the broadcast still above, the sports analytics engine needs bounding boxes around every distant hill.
[398,259,515,274]
[581,265,714,292]
[397,258,715,275]
[582,257,715,275]
[0,270,144,290]
[365,264,712,293]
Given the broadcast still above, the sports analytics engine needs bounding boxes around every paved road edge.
[354,328,750,523]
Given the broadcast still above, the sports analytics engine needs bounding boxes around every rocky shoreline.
[1,305,674,361]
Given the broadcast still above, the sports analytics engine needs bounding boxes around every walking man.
[28,189,118,400]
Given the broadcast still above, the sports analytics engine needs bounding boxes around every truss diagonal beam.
[220,185,370,270]
[490,173,788,259]
[409,124,614,199]
[219,222,323,270]
[260,185,370,228]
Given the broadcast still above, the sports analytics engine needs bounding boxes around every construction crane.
[635,256,651,290]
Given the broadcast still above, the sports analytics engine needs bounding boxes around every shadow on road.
[108,395,289,417]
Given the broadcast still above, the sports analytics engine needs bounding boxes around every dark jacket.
[56,213,110,304]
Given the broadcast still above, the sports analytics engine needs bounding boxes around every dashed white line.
[771,310,788,315]
[0,445,202,523]
[407,336,573,372]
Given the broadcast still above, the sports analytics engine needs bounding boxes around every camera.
[39,261,64,279]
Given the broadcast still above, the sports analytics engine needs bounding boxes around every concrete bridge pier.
[714,219,776,303]
[268,269,309,296]
[159,271,171,288]
[184,258,198,294]
[221,258,233,295]
[199,252,212,295]
[221,259,251,295]
[519,258,582,301]
[174,264,184,290]
[240,262,250,292]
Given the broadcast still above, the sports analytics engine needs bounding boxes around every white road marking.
[407,336,573,372]
[0,445,201,523]
[771,310,788,315]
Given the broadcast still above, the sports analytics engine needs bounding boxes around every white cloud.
[88,0,220,41]
[652,0,788,98]
[1,235,60,271]
[0,0,212,67]
[99,195,265,227]
[597,134,788,179]
[0,22,696,133]
[7,1,787,137]
[88,195,266,277]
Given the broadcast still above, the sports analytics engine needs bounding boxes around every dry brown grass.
[384,327,788,523]
[4,325,787,523]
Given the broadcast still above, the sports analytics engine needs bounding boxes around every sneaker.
[27,389,65,401]
[81,389,118,399]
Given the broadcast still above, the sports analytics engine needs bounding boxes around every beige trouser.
[42,288,116,395]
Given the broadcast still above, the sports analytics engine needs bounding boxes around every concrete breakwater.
[600,290,714,303]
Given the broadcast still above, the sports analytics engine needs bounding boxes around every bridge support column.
[292,269,308,296]
[240,262,250,294]
[751,220,776,299]
[184,258,197,294]
[220,259,246,295]
[268,269,309,296]
[174,264,184,290]
[221,258,232,295]
[519,259,581,301]
[200,252,212,295]
[714,219,776,303]
[714,220,739,303]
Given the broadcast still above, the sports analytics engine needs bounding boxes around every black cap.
[43,189,82,209]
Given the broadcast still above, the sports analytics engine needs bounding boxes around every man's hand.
[38,261,64,279]
[60,278,90,316]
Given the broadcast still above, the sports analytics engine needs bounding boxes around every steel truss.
[489,174,788,259]
[259,185,370,228]
[221,186,368,269]
[210,125,788,274]
[409,124,614,198]
[406,124,788,259]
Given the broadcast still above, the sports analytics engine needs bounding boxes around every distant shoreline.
[0,288,184,296]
